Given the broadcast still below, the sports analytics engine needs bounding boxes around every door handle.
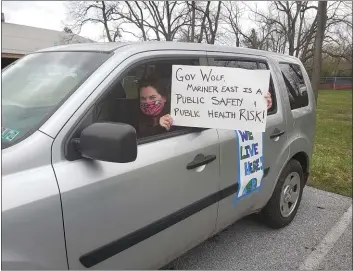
[186,154,217,170]
[270,128,285,139]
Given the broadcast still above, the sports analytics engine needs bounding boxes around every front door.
[206,53,290,231]
[51,51,220,269]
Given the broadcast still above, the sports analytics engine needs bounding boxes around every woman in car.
[138,77,174,138]
[138,76,273,138]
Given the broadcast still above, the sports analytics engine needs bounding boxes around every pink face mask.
[140,100,165,116]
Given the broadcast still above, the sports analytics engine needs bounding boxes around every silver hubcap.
[280,172,301,217]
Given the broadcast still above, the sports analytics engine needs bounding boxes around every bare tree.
[243,1,318,55]
[116,1,190,41]
[114,1,148,40]
[178,1,198,42]
[177,1,224,44]
[302,1,352,75]
[196,1,222,44]
[65,1,122,42]
[145,1,190,41]
[221,1,244,47]
[272,1,316,55]
[64,0,351,68]
[321,41,352,77]
[241,28,261,49]
[241,0,351,74]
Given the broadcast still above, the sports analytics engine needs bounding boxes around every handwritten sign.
[171,65,271,132]
[234,130,264,201]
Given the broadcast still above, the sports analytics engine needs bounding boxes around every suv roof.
[36,41,300,64]
[36,42,130,53]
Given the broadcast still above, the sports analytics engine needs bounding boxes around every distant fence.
[318,77,352,90]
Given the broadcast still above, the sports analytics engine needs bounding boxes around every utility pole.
[311,1,328,104]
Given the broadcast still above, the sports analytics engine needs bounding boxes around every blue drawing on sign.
[243,178,257,195]
[233,130,265,206]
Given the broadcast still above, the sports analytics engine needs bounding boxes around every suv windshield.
[1,51,111,149]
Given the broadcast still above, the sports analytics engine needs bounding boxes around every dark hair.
[138,76,170,99]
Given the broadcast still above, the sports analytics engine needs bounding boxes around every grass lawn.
[308,90,352,197]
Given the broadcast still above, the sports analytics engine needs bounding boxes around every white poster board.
[233,130,264,201]
[171,65,271,132]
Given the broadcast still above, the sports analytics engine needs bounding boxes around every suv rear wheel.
[260,159,305,229]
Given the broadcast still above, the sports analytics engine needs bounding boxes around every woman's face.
[139,86,166,103]
[139,86,166,116]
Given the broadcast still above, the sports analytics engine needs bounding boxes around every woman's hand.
[159,114,173,131]
[265,91,272,110]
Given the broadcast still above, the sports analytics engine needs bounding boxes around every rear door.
[206,52,290,231]
[278,62,316,161]
[51,50,221,269]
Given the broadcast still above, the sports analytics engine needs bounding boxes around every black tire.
[259,159,305,229]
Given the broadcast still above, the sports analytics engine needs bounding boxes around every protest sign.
[171,65,271,132]
[233,130,264,201]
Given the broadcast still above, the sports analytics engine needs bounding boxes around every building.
[1,13,94,68]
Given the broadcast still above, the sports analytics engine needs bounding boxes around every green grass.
[308,90,352,197]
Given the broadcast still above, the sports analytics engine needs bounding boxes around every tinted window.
[259,62,267,70]
[1,51,111,149]
[214,60,258,70]
[279,63,309,109]
[213,59,277,115]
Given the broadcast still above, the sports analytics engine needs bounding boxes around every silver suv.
[2,42,316,270]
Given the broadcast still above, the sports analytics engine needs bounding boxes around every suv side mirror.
[77,122,137,163]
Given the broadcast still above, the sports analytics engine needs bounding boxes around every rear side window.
[214,60,258,70]
[279,63,309,109]
[213,59,277,115]
[258,63,267,70]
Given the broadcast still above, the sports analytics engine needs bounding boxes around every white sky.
[1,1,105,41]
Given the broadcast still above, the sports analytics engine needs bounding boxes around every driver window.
[92,58,200,140]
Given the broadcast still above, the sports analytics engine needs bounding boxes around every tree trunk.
[191,1,195,42]
[198,1,210,43]
[210,1,222,44]
[311,1,328,103]
[235,33,240,47]
[101,1,113,42]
